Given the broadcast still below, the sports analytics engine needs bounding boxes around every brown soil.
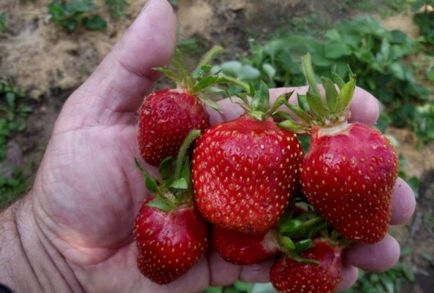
[1,0,433,292]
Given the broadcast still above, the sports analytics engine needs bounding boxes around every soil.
[1,0,433,292]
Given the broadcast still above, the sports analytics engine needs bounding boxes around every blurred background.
[0,0,433,292]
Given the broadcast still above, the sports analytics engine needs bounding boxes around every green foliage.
[344,259,415,293]
[0,12,6,33]
[48,0,107,33]
[0,80,31,161]
[0,80,31,208]
[413,11,434,46]
[213,16,433,142]
[105,0,127,19]
[0,170,27,208]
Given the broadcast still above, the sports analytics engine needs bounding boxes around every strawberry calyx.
[279,53,357,134]
[156,46,224,111]
[135,129,201,212]
[275,198,350,265]
[231,81,295,122]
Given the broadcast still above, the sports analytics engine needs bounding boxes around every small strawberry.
[282,54,398,243]
[192,86,303,234]
[270,239,343,293]
[213,226,280,265]
[138,47,223,166]
[134,130,208,284]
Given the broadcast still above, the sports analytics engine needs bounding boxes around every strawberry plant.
[412,1,434,46]
[213,16,433,143]
[48,0,107,33]
[0,80,32,208]
[105,0,127,20]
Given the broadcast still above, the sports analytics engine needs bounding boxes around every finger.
[68,0,176,116]
[208,252,241,286]
[239,259,274,283]
[345,234,400,272]
[209,98,245,125]
[337,265,358,291]
[391,177,416,225]
[269,86,380,126]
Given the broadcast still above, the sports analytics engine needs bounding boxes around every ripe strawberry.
[193,113,303,234]
[192,86,305,235]
[134,130,208,284]
[135,199,207,284]
[213,226,280,265]
[138,89,209,165]
[284,54,398,243]
[270,239,342,293]
[137,47,222,166]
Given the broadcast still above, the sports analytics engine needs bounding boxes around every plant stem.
[220,75,251,93]
[174,129,201,180]
[196,45,224,71]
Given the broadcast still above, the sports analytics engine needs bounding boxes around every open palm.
[28,1,415,292]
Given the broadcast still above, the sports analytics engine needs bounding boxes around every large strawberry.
[138,47,222,166]
[134,130,208,284]
[270,239,343,293]
[213,226,280,265]
[192,87,303,234]
[283,54,398,243]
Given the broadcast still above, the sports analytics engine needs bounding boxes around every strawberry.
[135,199,207,284]
[270,239,343,293]
[138,89,209,165]
[134,130,208,284]
[213,226,280,265]
[192,110,303,234]
[282,54,398,243]
[138,46,223,166]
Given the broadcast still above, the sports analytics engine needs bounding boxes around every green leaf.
[262,63,276,79]
[280,236,296,250]
[193,76,220,93]
[321,77,338,113]
[170,178,188,189]
[148,195,174,212]
[278,119,305,133]
[294,239,313,253]
[324,41,351,59]
[159,157,175,182]
[331,72,345,88]
[284,102,311,123]
[302,53,321,97]
[134,158,158,193]
[297,94,310,111]
[83,15,107,31]
[306,92,328,120]
[336,76,356,113]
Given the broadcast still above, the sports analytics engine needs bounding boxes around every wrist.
[0,195,83,292]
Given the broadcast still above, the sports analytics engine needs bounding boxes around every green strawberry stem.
[135,130,201,212]
[194,45,224,72]
[279,53,357,133]
[174,129,201,180]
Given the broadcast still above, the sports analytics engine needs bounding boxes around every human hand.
[23,0,415,292]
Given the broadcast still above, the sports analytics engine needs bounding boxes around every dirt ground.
[1,0,433,292]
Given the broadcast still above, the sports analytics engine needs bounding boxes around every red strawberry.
[270,239,342,293]
[192,114,303,234]
[301,123,397,243]
[213,226,280,265]
[135,199,208,284]
[138,89,209,165]
[283,54,398,243]
[134,130,208,284]
[137,46,223,166]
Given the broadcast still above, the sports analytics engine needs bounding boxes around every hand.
[24,0,415,292]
